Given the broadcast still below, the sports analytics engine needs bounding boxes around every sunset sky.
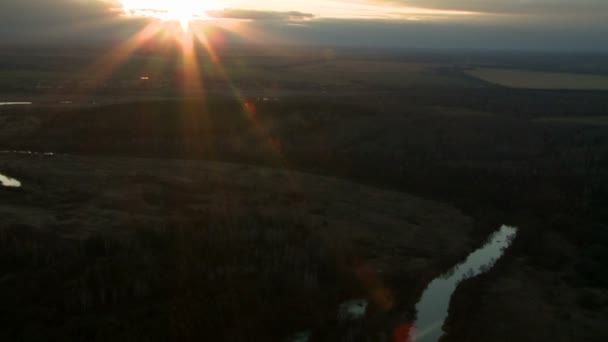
[1,0,607,50]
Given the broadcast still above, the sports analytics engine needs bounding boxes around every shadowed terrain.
[1,154,474,341]
[1,47,608,341]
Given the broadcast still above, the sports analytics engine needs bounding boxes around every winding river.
[288,225,517,342]
[411,225,518,342]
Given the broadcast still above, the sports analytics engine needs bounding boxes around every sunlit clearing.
[119,0,220,31]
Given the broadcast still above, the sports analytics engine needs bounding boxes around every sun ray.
[58,21,167,107]
[70,1,295,175]
[118,0,219,32]
[190,24,294,172]
[86,21,165,84]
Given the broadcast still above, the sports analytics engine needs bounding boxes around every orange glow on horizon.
[70,1,299,179]
[117,0,481,28]
[119,0,221,32]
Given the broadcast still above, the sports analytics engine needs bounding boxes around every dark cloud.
[0,0,119,24]
[254,18,607,51]
[0,0,146,42]
[206,9,314,21]
[0,0,606,51]
[379,0,608,15]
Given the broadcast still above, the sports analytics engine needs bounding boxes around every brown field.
[466,68,608,90]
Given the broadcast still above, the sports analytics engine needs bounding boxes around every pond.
[411,225,518,342]
[338,298,368,321]
[0,173,21,187]
[288,331,311,342]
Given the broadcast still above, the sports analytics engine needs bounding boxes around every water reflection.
[338,298,368,321]
[410,225,517,342]
[0,173,21,187]
[289,331,311,342]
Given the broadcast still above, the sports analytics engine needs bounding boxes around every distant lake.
[411,225,517,342]
[0,102,32,106]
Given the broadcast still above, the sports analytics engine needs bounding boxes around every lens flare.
[119,0,219,31]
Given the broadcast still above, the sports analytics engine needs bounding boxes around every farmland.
[2,46,608,341]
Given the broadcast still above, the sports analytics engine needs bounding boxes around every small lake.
[0,173,21,187]
[0,102,32,106]
[411,225,517,342]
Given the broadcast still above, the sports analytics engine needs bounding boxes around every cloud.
[377,0,608,15]
[206,9,314,21]
[262,17,608,51]
[0,0,119,23]
[0,0,149,42]
[0,0,606,51]
[367,0,608,28]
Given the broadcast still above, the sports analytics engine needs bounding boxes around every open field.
[465,68,608,90]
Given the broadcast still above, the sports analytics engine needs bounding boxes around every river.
[411,225,518,342]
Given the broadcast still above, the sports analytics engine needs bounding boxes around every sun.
[119,0,219,31]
